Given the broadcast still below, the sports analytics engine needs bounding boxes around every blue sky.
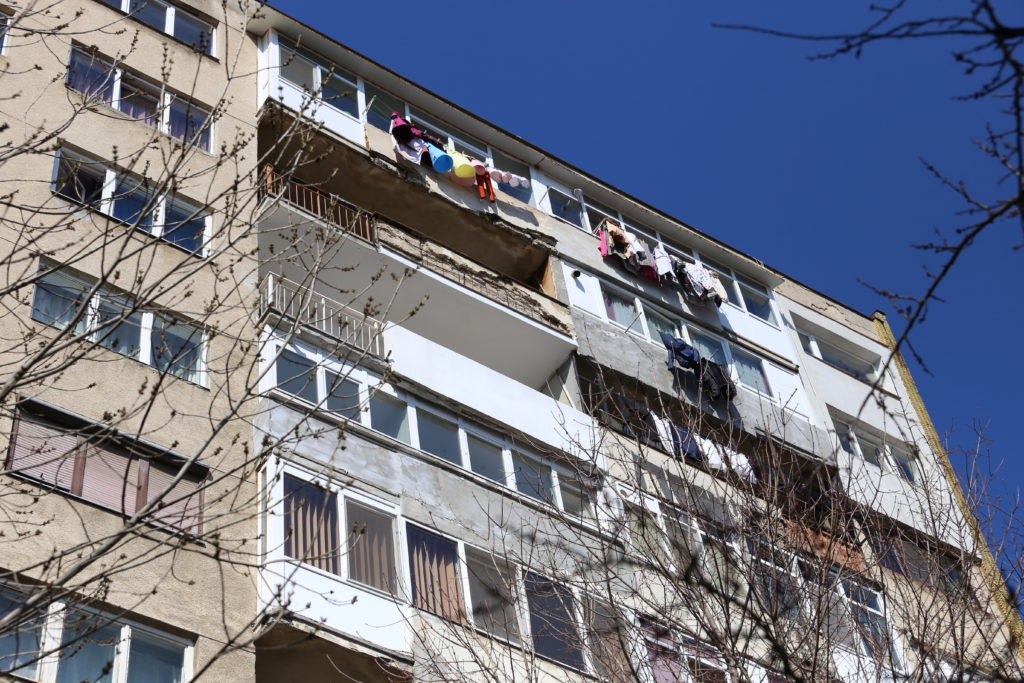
[273,2,1023,528]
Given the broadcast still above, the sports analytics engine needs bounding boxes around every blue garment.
[659,332,701,372]
[670,423,702,461]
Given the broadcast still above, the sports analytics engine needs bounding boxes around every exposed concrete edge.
[872,312,1024,658]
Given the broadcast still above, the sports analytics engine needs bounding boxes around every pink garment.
[597,228,609,257]
[640,264,659,282]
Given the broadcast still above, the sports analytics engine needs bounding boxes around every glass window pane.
[283,475,339,574]
[523,572,584,669]
[168,98,211,151]
[276,349,318,404]
[325,372,360,420]
[0,15,7,52]
[857,433,884,467]
[891,446,917,483]
[645,311,677,342]
[739,284,776,324]
[0,588,43,679]
[279,43,315,90]
[512,452,553,503]
[491,150,532,204]
[407,524,463,621]
[173,10,213,54]
[32,271,90,332]
[689,330,726,365]
[150,316,201,382]
[408,107,487,152]
[56,614,120,683]
[467,434,504,483]
[117,72,160,127]
[162,198,207,252]
[416,410,460,465]
[111,178,156,229]
[466,548,520,643]
[732,347,770,395]
[548,188,583,228]
[370,391,410,443]
[126,630,185,683]
[602,289,641,333]
[95,296,143,359]
[321,70,358,117]
[127,0,167,31]
[56,154,105,207]
[364,83,404,132]
[558,474,593,520]
[67,49,114,104]
[347,500,397,594]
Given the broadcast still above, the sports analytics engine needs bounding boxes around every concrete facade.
[0,2,1019,682]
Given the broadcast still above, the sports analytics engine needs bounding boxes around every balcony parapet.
[258,273,387,359]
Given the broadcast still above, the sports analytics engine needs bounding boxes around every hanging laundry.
[653,245,673,279]
[697,358,737,402]
[650,413,675,454]
[597,226,609,257]
[669,424,701,461]
[390,113,453,172]
[709,271,729,306]
[475,163,496,202]
[659,332,701,373]
[390,113,428,165]
[681,262,724,307]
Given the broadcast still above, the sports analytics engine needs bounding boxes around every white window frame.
[836,574,905,674]
[798,328,879,382]
[0,582,194,683]
[277,35,359,121]
[277,465,406,600]
[0,11,11,55]
[53,149,212,254]
[745,538,808,622]
[103,0,215,56]
[267,337,599,520]
[833,418,919,484]
[67,48,214,152]
[638,616,731,683]
[32,265,207,385]
[682,324,774,398]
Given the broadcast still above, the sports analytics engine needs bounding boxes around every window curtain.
[407,525,464,622]
[147,462,203,535]
[283,475,338,574]
[8,415,79,489]
[346,501,396,594]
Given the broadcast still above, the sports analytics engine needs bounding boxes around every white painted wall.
[385,325,601,467]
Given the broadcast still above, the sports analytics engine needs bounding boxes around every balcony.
[258,273,387,358]
[256,171,576,389]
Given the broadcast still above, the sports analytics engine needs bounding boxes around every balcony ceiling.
[258,203,575,390]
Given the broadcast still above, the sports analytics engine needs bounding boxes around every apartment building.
[0,1,1020,682]
[0,0,263,680]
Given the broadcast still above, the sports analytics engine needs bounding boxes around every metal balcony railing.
[259,273,386,358]
[259,165,376,243]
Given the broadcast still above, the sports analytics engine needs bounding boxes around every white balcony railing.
[259,273,386,358]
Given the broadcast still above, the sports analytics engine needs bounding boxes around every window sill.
[278,558,404,605]
[4,471,205,543]
[53,191,209,258]
[31,312,207,389]
[91,0,220,63]
[65,84,215,158]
